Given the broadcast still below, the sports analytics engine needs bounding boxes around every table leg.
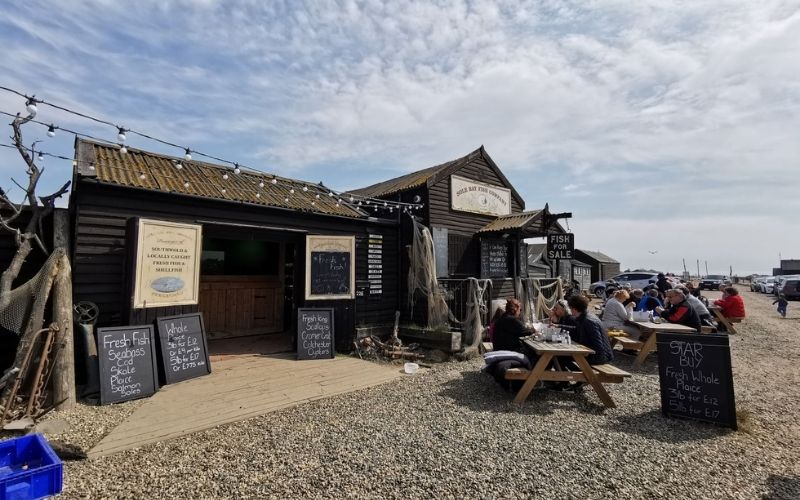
[573,355,616,409]
[513,353,554,404]
[712,309,737,334]
[633,332,657,368]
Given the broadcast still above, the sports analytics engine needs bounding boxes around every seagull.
[648,250,658,254]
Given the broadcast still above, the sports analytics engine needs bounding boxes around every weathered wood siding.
[70,181,398,348]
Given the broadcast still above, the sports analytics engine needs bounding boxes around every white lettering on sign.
[450,175,511,216]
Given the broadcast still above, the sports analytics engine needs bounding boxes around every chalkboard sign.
[155,313,212,385]
[480,239,509,279]
[310,252,351,295]
[97,325,159,405]
[657,333,737,430]
[432,227,448,278]
[297,308,335,360]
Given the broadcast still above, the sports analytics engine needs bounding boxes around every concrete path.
[88,354,400,457]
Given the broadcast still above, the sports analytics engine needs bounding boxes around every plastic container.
[0,434,63,500]
[403,362,419,374]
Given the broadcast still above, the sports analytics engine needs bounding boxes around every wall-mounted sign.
[450,175,511,217]
[133,219,202,309]
[480,239,509,279]
[367,233,383,295]
[306,235,355,300]
[547,233,574,260]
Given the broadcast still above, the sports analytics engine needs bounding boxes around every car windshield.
[766,278,775,283]
[706,275,726,280]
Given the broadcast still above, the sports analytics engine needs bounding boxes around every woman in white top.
[602,289,642,339]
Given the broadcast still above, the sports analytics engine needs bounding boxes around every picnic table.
[615,320,698,368]
[708,305,743,334]
[504,339,629,408]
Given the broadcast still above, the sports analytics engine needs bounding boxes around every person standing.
[773,295,789,318]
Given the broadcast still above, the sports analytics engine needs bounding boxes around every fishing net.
[516,277,564,323]
[0,250,61,336]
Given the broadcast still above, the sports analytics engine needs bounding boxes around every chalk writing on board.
[102,330,150,398]
[481,239,509,278]
[310,251,351,296]
[298,308,334,360]
[155,313,211,385]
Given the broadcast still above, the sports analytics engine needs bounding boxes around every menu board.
[480,239,509,278]
[155,313,211,385]
[367,233,383,295]
[656,333,737,430]
[305,235,355,300]
[297,308,335,360]
[97,325,159,405]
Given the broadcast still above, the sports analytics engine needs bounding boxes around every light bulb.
[383,202,387,207]
[117,128,126,142]
[37,152,43,161]
[221,188,226,194]
[336,203,340,207]
[328,192,334,197]
[256,193,261,198]
[349,196,354,202]
[139,173,146,180]
[290,188,295,194]
[223,173,229,180]
[315,194,320,199]
[259,181,265,188]
[271,178,277,184]
[184,148,192,161]
[184,181,190,188]
[234,164,241,174]
[311,201,316,206]
[302,186,308,192]
[175,161,183,170]
[337,198,342,204]
[120,145,128,154]
[47,125,56,138]
[357,201,362,206]
[284,197,289,203]
[25,99,37,117]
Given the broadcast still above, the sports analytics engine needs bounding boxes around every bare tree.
[0,104,74,415]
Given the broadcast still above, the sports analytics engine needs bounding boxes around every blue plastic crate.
[0,434,63,500]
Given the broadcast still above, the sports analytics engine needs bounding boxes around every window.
[201,238,279,276]
[448,233,478,277]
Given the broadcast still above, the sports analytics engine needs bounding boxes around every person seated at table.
[676,285,713,326]
[637,289,663,312]
[601,289,641,338]
[548,299,577,340]
[657,289,701,330]
[623,288,639,308]
[567,295,614,365]
[492,298,531,353]
[714,287,746,319]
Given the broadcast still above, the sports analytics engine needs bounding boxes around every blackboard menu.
[656,333,737,430]
[310,251,351,296]
[297,308,335,360]
[155,313,211,385]
[367,234,383,295]
[480,239,509,278]
[97,325,159,405]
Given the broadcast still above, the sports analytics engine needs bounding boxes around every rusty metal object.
[26,325,57,416]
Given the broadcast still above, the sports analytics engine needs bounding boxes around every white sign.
[450,175,511,216]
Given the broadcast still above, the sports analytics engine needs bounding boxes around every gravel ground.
[6,287,800,499]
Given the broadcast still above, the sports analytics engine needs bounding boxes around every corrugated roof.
[576,249,619,263]
[350,149,481,198]
[476,210,543,234]
[76,139,364,218]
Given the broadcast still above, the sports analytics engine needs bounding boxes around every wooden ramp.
[88,354,401,457]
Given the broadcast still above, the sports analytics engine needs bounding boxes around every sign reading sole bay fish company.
[450,175,511,217]
[132,219,202,309]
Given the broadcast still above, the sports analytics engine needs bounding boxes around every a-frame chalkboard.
[97,325,160,405]
[155,313,212,385]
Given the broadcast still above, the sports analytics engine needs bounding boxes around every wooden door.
[199,276,284,339]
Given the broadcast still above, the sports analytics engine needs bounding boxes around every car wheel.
[594,287,605,299]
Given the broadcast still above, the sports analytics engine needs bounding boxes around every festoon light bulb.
[47,125,56,138]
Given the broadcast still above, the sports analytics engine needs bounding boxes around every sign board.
[155,313,211,385]
[518,242,528,278]
[432,226,449,278]
[366,233,383,296]
[656,333,737,430]
[297,308,335,360]
[97,325,159,405]
[546,233,574,260]
[480,239,509,279]
[133,219,202,309]
[306,235,355,300]
[450,175,511,217]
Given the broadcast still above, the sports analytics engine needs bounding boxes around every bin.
[0,434,63,500]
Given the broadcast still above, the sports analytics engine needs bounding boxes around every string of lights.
[0,86,424,215]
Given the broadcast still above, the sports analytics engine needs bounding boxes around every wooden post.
[52,253,75,410]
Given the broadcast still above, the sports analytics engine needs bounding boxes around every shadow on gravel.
[763,474,800,500]
[438,371,608,415]
[605,409,733,443]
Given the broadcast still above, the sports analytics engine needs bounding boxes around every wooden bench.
[504,364,631,384]
[612,336,644,350]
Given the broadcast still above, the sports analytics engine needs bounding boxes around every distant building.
[574,249,621,283]
[779,259,800,275]
[527,244,593,290]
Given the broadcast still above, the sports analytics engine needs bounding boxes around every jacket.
[661,299,701,330]
[714,295,746,318]
[574,312,614,365]
[492,314,528,352]
[602,298,631,330]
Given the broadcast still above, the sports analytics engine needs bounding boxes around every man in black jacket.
[567,295,614,365]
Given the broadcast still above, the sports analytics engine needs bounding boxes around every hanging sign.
[547,233,574,260]
[132,219,202,309]
[306,235,355,300]
[450,175,511,217]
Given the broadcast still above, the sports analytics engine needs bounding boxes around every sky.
[0,0,798,276]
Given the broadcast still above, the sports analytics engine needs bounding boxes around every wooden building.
[574,249,621,283]
[352,146,566,325]
[69,139,400,352]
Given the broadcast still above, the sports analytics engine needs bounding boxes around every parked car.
[590,272,659,298]
[760,277,776,293]
[699,275,731,290]
[750,276,767,292]
[780,279,800,300]
[774,275,800,296]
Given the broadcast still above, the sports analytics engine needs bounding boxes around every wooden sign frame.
[132,218,202,309]
[305,235,356,300]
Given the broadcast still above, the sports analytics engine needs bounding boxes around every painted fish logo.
[151,276,185,293]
